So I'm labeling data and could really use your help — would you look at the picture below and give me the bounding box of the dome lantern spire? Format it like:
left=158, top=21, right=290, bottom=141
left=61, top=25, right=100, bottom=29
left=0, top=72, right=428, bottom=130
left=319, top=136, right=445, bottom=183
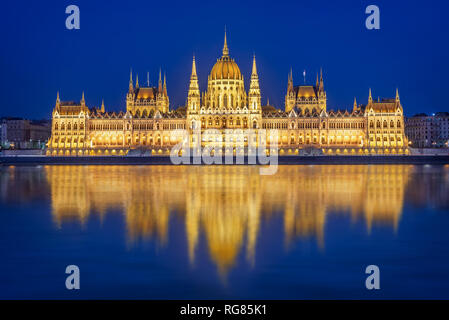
left=223, top=27, right=229, bottom=57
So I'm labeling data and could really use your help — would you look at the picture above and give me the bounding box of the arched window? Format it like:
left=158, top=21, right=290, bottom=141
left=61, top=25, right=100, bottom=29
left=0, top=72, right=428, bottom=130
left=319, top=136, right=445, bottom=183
left=253, top=121, right=257, bottom=129
left=376, top=120, right=381, bottom=128
left=370, top=121, right=374, bottom=128
left=383, top=121, right=388, bottom=128
left=390, top=120, right=394, bottom=128
left=397, top=120, right=401, bottom=128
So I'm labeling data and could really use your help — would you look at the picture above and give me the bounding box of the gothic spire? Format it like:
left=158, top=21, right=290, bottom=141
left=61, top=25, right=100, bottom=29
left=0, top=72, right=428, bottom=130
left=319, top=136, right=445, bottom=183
left=158, top=68, right=162, bottom=92
left=135, top=74, right=139, bottom=88
left=319, top=68, right=324, bottom=91
left=191, top=55, right=197, bottom=77
left=251, top=54, right=258, bottom=76
left=129, top=69, right=133, bottom=92
left=288, top=68, right=293, bottom=92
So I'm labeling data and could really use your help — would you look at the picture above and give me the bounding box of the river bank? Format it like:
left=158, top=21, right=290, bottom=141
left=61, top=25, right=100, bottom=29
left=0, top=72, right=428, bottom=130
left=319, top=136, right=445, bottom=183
left=1, top=155, right=449, bottom=165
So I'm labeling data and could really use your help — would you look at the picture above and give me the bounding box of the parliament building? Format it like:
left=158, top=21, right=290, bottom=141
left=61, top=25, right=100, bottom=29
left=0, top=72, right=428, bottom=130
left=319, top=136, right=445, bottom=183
left=47, top=32, right=408, bottom=156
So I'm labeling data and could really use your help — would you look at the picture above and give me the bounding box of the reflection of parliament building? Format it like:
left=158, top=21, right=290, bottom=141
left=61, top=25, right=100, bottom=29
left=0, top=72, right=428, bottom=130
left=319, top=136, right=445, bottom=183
left=47, top=32, right=408, bottom=156
left=43, top=165, right=411, bottom=275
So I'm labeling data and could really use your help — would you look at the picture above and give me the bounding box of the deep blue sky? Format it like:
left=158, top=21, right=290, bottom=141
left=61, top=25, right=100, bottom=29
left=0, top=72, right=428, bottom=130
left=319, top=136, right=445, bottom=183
left=0, top=0, right=448, bottom=119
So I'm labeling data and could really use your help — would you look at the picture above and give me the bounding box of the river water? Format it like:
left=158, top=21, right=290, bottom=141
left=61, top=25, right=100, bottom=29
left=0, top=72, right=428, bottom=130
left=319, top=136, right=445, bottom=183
left=0, top=165, right=448, bottom=299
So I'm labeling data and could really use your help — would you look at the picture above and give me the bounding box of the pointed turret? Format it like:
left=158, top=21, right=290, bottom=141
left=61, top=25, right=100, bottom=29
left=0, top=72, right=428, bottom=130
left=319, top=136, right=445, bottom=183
left=55, top=91, right=60, bottom=109
left=316, top=73, right=319, bottom=88
left=251, top=54, right=257, bottom=76
left=129, top=69, right=133, bottom=92
left=319, top=68, right=324, bottom=91
left=353, top=97, right=357, bottom=111
left=81, top=91, right=85, bottom=105
left=147, top=72, right=150, bottom=87
left=368, top=88, right=373, bottom=103
left=163, top=72, right=167, bottom=96
left=192, top=55, right=197, bottom=77
left=135, top=74, right=139, bottom=89
left=158, top=68, right=162, bottom=92
left=101, top=99, right=105, bottom=113
left=396, top=88, right=400, bottom=102
left=287, top=68, right=293, bottom=92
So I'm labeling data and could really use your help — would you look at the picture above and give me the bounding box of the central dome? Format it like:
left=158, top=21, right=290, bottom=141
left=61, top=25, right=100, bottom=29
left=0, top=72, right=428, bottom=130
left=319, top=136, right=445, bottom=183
left=210, top=57, right=241, bottom=80
left=209, top=31, right=242, bottom=80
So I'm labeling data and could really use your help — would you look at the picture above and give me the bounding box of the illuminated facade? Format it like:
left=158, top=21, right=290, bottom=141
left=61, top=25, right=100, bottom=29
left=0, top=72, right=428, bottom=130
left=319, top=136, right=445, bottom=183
left=47, top=32, right=408, bottom=156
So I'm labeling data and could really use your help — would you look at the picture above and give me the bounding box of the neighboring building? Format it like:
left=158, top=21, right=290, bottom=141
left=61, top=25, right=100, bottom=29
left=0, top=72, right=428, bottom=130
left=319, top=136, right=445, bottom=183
left=29, top=120, right=52, bottom=143
left=0, top=118, right=51, bottom=149
left=47, top=32, right=408, bottom=156
left=0, top=118, right=7, bottom=147
left=406, top=112, right=449, bottom=148
left=5, top=118, right=28, bottom=145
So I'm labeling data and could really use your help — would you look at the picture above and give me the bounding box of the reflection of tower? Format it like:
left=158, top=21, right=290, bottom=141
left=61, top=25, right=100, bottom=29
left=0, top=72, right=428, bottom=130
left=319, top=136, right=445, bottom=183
left=184, top=167, right=262, bottom=277
left=41, top=165, right=412, bottom=278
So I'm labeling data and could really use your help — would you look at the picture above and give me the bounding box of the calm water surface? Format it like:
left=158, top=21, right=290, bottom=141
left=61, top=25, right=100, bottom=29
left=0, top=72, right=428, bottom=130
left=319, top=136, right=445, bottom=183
left=0, top=165, right=448, bottom=299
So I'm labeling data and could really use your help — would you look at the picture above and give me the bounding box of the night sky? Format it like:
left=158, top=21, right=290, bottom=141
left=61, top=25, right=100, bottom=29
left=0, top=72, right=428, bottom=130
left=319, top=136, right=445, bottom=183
left=0, top=0, right=448, bottom=120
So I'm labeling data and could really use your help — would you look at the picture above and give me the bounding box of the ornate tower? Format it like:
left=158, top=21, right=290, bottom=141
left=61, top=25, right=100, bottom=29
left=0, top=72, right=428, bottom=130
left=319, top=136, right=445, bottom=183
left=187, top=55, right=200, bottom=113
left=285, top=69, right=296, bottom=112
left=317, top=68, right=327, bottom=112
left=248, top=54, right=261, bottom=111
left=156, top=69, right=169, bottom=113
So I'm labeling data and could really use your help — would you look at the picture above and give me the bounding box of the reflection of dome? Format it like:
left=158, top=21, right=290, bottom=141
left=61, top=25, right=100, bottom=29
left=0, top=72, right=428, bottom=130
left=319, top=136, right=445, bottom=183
left=210, top=57, right=241, bottom=80
left=209, top=31, right=242, bottom=80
